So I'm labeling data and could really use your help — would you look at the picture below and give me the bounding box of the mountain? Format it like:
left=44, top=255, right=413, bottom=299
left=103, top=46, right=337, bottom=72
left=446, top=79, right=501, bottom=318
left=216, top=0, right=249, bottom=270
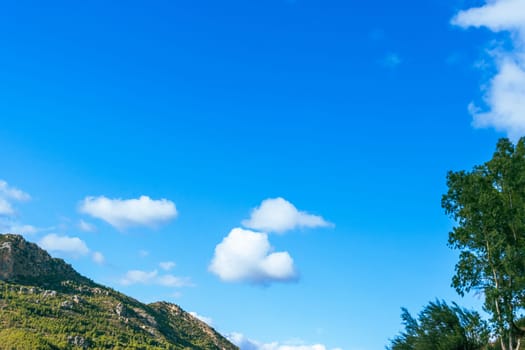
left=0, top=233, right=238, bottom=350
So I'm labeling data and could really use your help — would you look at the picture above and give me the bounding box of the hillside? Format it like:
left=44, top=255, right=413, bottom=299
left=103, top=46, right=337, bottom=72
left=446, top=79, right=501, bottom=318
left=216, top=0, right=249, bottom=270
left=0, top=233, right=238, bottom=350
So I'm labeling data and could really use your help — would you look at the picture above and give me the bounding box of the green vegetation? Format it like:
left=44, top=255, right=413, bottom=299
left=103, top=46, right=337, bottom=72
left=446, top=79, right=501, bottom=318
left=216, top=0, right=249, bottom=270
left=0, top=235, right=237, bottom=350
left=389, top=300, right=490, bottom=350
left=0, top=279, right=236, bottom=349
left=389, top=138, right=525, bottom=350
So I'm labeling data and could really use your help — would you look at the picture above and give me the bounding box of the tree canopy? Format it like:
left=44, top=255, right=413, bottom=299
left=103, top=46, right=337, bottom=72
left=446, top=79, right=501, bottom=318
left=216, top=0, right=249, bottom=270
left=442, top=138, right=525, bottom=350
left=388, top=300, right=490, bottom=350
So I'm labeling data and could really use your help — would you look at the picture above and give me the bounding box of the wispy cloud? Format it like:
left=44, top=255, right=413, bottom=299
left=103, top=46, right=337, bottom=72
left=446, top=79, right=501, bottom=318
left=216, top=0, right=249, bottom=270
left=452, top=0, right=525, bottom=140
left=79, top=195, right=178, bottom=229
left=92, top=251, right=105, bottom=264
left=159, top=261, right=176, bottom=271
left=242, top=197, right=332, bottom=234
left=0, top=180, right=30, bottom=217
left=0, top=180, right=30, bottom=202
left=380, top=52, right=402, bottom=68
left=78, top=219, right=97, bottom=232
left=0, top=223, right=38, bottom=235
left=228, top=333, right=341, bottom=350
left=119, top=269, right=193, bottom=287
left=209, top=228, right=297, bottom=284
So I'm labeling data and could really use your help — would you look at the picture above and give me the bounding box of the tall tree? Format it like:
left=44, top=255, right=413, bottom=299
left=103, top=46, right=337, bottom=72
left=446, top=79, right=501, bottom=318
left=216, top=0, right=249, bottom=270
left=388, top=300, right=490, bottom=350
left=442, top=138, right=525, bottom=350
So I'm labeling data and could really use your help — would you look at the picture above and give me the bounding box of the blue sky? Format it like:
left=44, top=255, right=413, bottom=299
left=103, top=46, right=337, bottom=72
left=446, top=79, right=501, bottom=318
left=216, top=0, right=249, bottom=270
left=1, top=0, right=525, bottom=349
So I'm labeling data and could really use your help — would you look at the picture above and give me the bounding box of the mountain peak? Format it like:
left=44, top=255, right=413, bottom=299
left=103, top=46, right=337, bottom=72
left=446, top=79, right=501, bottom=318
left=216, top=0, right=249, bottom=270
left=0, top=233, right=89, bottom=288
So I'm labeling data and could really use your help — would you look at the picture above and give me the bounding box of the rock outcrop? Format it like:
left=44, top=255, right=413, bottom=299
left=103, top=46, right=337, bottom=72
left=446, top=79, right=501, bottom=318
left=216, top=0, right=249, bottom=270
left=0, top=234, right=89, bottom=287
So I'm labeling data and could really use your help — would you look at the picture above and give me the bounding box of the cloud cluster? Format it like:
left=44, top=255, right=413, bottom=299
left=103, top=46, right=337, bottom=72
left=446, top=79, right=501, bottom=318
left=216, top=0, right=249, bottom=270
left=242, top=198, right=332, bottom=234
left=452, top=0, right=525, bottom=140
left=209, top=228, right=296, bottom=284
left=79, top=195, right=177, bottom=229
left=119, top=269, right=192, bottom=287
left=211, top=198, right=332, bottom=285
left=38, top=233, right=105, bottom=264
left=228, top=333, right=341, bottom=350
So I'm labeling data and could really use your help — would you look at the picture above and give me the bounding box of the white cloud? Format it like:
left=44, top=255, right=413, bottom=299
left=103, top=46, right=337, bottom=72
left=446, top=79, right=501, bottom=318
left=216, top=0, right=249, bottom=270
left=209, top=228, right=297, bottom=284
left=0, top=180, right=30, bottom=202
left=452, top=0, right=525, bottom=32
left=0, top=198, right=14, bottom=216
left=452, top=0, right=525, bottom=140
left=159, top=261, right=176, bottom=271
left=38, top=234, right=90, bottom=257
left=119, top=269, right=192, bottom=287
left=242, top=198, right=332, bottom=234
left=0, top=180, right=30, bottom=217
left=92, top=251, right=105, bottom=264
left=79, top=195, right=178, bottom=229
left=189, top=311, right=213, bottom=326
left=120, top=269, right=157, bottom=285
left=78, top=220, right=96, bottom=232
left=227, top=333, right=340, bottom=350
left=157, top=274, right=193, bottom=287
left=139, top=250, right=150, bottom=258
left=0, top=222, right=39, bottom=235
left=8, top=224, right=38, bottom=235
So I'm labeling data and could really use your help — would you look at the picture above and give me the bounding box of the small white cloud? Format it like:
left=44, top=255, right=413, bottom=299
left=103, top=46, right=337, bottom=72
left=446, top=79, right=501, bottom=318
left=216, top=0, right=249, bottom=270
left=79, top=195, right=178, bottom=229
left=209, top=228, right=297, bottom=284
left=157, top=274, right=193, bottom=287
left=0, top=220, right=42, bottom=236
left=0, top=198, right=14, bottom=216
left=171, top=291, right=183, bottom=299
left=78, top=220, right=97, bottom=232
left=120, top=269, right=157, bottom=285
left=139, top=250, right=150, bottom=258
left=159, top=261, right=176, bottom=271
left=8, top=224, right=38, bottom=235
left=0, top=180, right=30, bottom=217
left=242, top=198, right=332, bottom=234
left=452, top=0, right=525, bottom=140
left=119, top=269, right=192, bottom=287
left=92, top=251, right=105, bottom=264
left=381, top=52, right=402, bottom=68
left=0, top=180, right=31, bottom=202
left=189, top=311, right=213, bottom=326
left=227, top=333, right=339, bottom=350
left=38, top=234, right=90, bottom=257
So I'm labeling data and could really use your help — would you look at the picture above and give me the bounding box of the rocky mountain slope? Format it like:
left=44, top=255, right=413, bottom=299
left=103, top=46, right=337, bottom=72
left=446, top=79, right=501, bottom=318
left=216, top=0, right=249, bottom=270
left=0, top=233, right=238, bottom=349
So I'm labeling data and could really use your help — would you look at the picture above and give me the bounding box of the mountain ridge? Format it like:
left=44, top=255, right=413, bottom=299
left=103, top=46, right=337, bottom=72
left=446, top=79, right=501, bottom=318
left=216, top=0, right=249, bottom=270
left=0, top=233, right=238, bottom=350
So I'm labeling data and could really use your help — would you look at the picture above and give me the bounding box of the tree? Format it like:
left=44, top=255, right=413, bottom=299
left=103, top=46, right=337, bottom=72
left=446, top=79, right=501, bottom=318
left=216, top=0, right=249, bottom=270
left=442, top=138, right=525, bottom=350
left=388, top=300, right=490, bottom=350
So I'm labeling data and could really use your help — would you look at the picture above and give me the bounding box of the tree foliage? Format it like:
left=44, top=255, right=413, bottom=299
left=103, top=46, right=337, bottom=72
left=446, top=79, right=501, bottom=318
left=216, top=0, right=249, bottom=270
left=388, top=300, right=490, bottom=350
left=442, top=138, right=525, bottom=350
